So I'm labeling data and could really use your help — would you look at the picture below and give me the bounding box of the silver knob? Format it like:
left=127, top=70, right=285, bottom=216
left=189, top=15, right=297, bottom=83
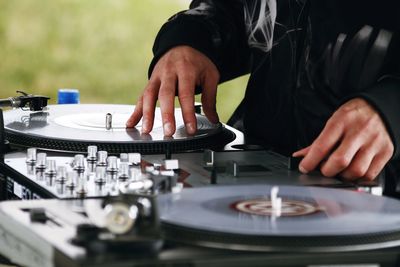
left=107, top=156, right=118, bottom=173
left=26, top=148, right=37, bottom=165
left=66, top=171, right=76, bottom=190
left=122, top=179, right=153, bottom=192
left=164, top=159, right=179, bottom=170
left=118, top=162, right=130, bottom=181
left=145, top=165, right=155, bottom=173
left=97, top=151, right=108, bottom=166
left=75, top=173, right=87, bottom=197
left=45, top=160, right=57, bottom=176
left=87, top=146, right=98, bottom=162
left=56, top=166, right=67, bottom=184
left=120, top=153, right=129, bottom=163
left=130, top=166, right=142, bottom=181
left=73, top=154, right=85, bottom=172
left=95, top=166, right=107, bottom=185
left=36, top=153, right=47, bottom=170
left=128, top=153, right=141, bottom=165
left=106, top=113, right=112, bottom=130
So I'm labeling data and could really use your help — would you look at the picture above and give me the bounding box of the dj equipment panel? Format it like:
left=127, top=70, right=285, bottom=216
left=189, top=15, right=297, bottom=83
left=0, top=102, right=398, bottom=267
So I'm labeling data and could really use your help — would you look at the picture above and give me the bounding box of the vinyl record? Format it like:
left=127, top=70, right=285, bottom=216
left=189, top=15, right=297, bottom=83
left=3, top=104, right=235, bottom=154
left=158, top=185, right=400, bottom=252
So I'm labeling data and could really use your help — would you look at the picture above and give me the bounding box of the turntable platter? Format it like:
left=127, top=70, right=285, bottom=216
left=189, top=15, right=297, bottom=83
left=158, top=185, right=400, bottom=252
left=3, top=104, right=234, bottom=154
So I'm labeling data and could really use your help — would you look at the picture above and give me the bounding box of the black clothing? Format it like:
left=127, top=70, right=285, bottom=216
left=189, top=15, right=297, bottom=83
left=149, top=0, right=400, bottom=158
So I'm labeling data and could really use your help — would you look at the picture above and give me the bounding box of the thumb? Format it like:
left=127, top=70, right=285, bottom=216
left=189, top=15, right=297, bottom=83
left=292, top=145, right=311, bottom=157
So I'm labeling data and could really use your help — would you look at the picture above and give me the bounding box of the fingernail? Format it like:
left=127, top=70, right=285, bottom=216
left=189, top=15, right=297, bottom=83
left=163, top=122, right=173, bottom=136
left=142, top=120, right=149, bottom=133
left=299, top=165, right=309, bottom=174
left=186, top=122, right=196, bottom=134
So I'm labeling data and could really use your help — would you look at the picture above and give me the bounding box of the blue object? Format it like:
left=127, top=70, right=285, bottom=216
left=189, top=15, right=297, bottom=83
left=57, top=89, right=80, bottom=104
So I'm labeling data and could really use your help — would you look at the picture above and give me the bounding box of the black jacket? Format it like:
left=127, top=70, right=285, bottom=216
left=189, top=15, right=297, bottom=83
left=149, top=0, right=400, bottom=158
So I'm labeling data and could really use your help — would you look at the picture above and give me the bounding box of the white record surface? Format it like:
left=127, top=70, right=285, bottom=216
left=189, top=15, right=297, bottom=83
left=4, top=104, right=222, bottom=143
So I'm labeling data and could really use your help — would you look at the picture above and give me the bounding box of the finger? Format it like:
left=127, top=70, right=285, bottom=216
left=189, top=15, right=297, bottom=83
left=141, top=79, right=160, bottom=133
left=201, top=70, right=219, bottom=123
left=299, top=120, right=343, bottom=173
left=338, top=144, right=376, bottom=180
left=178, top=73, right=197, bottom=135
left=364, top=150, right=393, bottom=181
left=158, top=75, right=177, bottom=136
left=126, top=95, right=143, bottom=128
left=292, top=146, right=311, bottom=157
left=319, top=131, right=367, bottom=177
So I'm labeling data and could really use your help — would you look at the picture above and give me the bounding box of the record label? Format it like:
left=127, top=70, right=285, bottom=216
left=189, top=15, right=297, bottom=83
left=232, top=198, right=323, bottom=217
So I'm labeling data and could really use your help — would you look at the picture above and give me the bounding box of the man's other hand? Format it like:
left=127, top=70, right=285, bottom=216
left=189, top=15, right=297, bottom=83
left=293, top=98, right=394, bottom=181
left=126, top=45, right=220, bottom=136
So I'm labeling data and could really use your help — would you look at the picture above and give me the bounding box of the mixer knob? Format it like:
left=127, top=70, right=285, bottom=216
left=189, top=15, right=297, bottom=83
left=107, top=156, right=118, bottom=173
left=45, top=160, right=57, bottom=176
left=97, top=151, right=108, bottom=166
left=87, top=145, right=98, bottom=162
left=128, top=153, right=141, bottom=165
left=145, top=165, right=155, bottom=173
left=66, top=171, right=77, bottom=190
left=119, top=179, right=153, bottom=193
left=36, top=153, right=47, bottom=171
left=75, top=173, right=87, bottom=198
left=130, top=166, right=142, bottom=181
left=26, top=148, right=37, bottom=165
left=73, top=154, right=85, bottom=172
left=119, top=153, right=129, bottom=163
left=164, top=159, right=179, bottom=170
left=56, top=166, right=67, bottom=184
left=95, top=166, right=107, bottom=185
left=118, top=162, right=130, bottom=181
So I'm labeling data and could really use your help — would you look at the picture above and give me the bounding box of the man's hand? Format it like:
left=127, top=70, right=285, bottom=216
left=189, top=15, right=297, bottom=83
left=293, top=98, right=394, bottom=181
left=126, top=45, right=220, bottom=136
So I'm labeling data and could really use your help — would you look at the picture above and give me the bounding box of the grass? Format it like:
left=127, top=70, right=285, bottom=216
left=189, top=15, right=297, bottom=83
left=0, top=0, right=248, bottom=122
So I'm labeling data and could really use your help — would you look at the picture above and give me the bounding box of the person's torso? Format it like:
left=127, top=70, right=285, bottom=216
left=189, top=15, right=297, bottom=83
left=242, top=0, right=399, bottom=154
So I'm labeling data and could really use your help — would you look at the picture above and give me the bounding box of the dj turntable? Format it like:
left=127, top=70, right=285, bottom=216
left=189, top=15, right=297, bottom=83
left=0, top=94, right=399, bottom=267
left=1, top=186, right=400, bottom=267
left=2, top=104, right=237, bottom=154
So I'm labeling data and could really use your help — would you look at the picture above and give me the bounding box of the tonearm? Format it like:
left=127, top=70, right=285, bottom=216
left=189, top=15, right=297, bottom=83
left=0, top=91, right=50, bottom=155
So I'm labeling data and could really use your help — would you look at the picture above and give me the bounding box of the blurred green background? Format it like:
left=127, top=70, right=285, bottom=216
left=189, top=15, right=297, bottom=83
left=0, top=0, right=248, bottom=122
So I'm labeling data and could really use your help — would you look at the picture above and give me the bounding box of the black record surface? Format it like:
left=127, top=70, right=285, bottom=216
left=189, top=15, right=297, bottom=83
left=4, top=104, right=233, bottom=154
left=158, top=185, right=400, bottom=252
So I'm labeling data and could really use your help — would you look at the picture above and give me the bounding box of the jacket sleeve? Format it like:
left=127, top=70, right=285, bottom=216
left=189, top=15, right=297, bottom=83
left=350, top=33, right=400, bottom=159
left=148, top=0, right=251, bottom=83
left=355, top=77, right=400, bottom=159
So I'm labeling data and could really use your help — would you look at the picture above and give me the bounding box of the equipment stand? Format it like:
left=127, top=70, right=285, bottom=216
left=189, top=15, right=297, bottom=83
left=0, top=109, right=5, bottom=156
left=0, top=109, right=9, bottom=156
left=0, top=109, right=9, bottom=200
